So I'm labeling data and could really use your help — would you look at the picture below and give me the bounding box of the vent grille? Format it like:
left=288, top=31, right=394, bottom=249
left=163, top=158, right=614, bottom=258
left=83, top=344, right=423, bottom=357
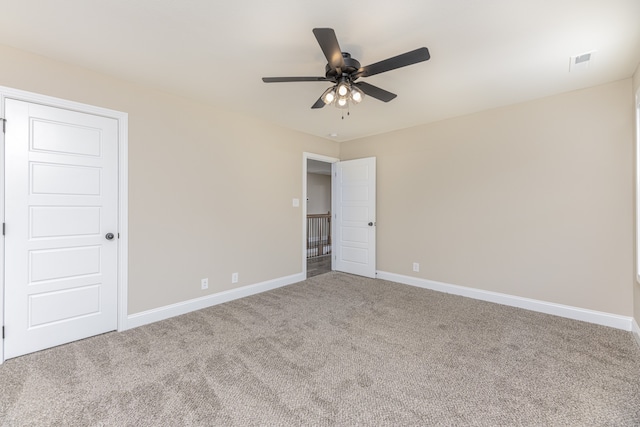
left=569, top=51, right=595, bottom=72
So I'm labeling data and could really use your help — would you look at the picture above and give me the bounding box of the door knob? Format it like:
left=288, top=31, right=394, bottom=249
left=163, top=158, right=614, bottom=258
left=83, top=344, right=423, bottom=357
left=105, top=233, right=115, bottom=240
left=368, top=222, right=374, bottom=226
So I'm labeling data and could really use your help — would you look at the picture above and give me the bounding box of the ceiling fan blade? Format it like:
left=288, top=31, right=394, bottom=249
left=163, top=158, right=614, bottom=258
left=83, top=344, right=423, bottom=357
left=312, top=28, right=345, bottom=71
left=311, top=97, right=326, bottom=109
left=262, top=77, right=329, bottom=83
left=356, top=47, right=430, bottom=78
left=353, top=82, right=397, bottom=102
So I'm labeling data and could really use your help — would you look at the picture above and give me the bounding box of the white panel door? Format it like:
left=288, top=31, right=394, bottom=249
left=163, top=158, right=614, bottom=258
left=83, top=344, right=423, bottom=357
left=334, top=157, right=376, bottom=278
left=4, top=99, right=118, bottom=359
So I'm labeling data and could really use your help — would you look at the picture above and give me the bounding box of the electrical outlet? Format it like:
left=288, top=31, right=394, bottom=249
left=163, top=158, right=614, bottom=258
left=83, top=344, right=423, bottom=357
left=201, top=278, right=208, bottom=290
left=232, top=272, right=238, bottom=283
left=412, top=262, right=420, bottom=272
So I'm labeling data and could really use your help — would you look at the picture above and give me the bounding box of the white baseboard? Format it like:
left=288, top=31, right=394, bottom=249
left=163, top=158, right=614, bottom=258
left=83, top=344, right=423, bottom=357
left=633, top=319, right=640, bottom=347
left=122, top=269, right=637, bottom=338
left=376, top=271, right=633, bottom=331
left=124, top=272, right=305, bottom=330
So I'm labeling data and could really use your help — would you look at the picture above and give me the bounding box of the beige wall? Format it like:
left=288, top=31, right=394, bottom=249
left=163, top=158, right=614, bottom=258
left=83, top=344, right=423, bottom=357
left=307, top=173, right=331, bottom=214
left=0, top=44, right=339, bottom=314
left=0, top=42, right=637, bottom=322
left=342, top=80, right=635, bottom=316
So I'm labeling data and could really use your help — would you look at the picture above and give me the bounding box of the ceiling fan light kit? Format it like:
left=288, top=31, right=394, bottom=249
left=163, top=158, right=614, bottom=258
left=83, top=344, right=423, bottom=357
left=321, top=87, right=336, bottom=104
left=262, top=28, right=431, bottom=112
left=321, top=78, right=365, bottom=109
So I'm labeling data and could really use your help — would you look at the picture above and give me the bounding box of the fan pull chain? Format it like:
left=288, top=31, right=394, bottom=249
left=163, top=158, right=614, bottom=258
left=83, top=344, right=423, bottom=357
left=341, top=105, right=351, bottom=120
left=348, top=104, right=350, bottom=117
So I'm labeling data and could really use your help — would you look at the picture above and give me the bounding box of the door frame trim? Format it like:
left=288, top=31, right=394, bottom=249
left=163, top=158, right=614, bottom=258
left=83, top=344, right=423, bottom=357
left=0, top=86, right=129, bottom=363
left=302, top=152, right=339, bottom=276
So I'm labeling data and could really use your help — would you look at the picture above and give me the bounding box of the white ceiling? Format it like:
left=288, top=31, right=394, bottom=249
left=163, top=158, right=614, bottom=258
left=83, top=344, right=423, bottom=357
left=0, top=1, right=639, bottom=142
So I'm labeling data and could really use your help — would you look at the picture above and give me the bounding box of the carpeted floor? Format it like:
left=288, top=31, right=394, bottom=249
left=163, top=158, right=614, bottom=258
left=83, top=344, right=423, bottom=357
left=1, top=272, right=639, bottom=426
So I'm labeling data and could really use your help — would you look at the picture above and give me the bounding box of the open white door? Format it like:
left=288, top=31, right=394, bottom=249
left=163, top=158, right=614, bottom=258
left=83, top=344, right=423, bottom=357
left=334, top=157, right=376, bottom=278
left=4, top=99, right=119, bottom=359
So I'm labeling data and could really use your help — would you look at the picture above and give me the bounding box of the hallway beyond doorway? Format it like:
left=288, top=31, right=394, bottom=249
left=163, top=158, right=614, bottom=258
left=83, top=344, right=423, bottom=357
left=307, top=255, right=331, bottom=278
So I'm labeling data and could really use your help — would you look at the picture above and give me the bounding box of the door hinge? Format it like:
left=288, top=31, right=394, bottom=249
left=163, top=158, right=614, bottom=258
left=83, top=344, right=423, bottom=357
left=118, top=233, right=120, bottom=239
left=1, top=118, right=5, bottom=133
left=2, top=326, right=4, bottom=339
left=2, top=223, right=4, bottom=236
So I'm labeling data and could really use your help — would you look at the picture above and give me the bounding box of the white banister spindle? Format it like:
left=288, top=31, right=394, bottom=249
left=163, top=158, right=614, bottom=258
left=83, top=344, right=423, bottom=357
left=307, top=213, right=331, bottom=259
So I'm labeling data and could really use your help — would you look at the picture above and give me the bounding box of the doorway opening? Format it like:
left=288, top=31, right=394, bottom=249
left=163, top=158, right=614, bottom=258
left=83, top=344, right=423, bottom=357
left=303, top=153, right=338, bottom=278
left=302, top=154, right=377, bottom=279
left=307, top=159, right=332, bottom=277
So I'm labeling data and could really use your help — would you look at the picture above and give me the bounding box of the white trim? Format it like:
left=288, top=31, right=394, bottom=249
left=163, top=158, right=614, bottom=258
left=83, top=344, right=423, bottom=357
left=633, top=319, right=640, bottom=348
left=117, top=114, right=129, bottom=332
left=0, top=96, right=5, bottom=364
left=125, top=272, right=305, bottom=330
left=635, top=86, right=640, bottom=284
left=0, top=86, right=128, bottom=363
left=302, top=153, right=339, bottom=276
left=377, top=271, right=634, bottom=331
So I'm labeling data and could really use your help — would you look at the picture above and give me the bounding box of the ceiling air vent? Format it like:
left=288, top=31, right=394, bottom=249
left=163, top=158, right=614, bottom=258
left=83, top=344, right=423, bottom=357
left=569, top=51, right=595, bottom=72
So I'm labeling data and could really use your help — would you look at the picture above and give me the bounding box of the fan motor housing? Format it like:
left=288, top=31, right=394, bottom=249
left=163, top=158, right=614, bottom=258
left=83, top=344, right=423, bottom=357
left=325, top=52, right=361, bottom=80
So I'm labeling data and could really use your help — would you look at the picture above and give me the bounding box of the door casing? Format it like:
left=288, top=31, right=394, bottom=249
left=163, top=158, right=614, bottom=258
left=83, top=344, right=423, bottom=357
left=303, top=153, right=339, bottom=276
left=0, top=86, right=129, bottom=364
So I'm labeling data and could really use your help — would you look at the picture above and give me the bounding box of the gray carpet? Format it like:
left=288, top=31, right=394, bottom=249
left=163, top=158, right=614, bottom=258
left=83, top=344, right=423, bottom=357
left=1, top=272, right=639, bottom=426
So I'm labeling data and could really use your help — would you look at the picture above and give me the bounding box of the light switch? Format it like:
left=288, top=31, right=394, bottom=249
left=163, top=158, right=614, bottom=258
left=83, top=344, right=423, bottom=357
left=292, top=198, right=300, bottom=207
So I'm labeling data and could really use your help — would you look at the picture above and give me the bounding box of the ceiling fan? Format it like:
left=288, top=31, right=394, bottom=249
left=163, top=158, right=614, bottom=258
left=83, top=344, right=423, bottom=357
left=262, top=28, right=431, bottom=110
